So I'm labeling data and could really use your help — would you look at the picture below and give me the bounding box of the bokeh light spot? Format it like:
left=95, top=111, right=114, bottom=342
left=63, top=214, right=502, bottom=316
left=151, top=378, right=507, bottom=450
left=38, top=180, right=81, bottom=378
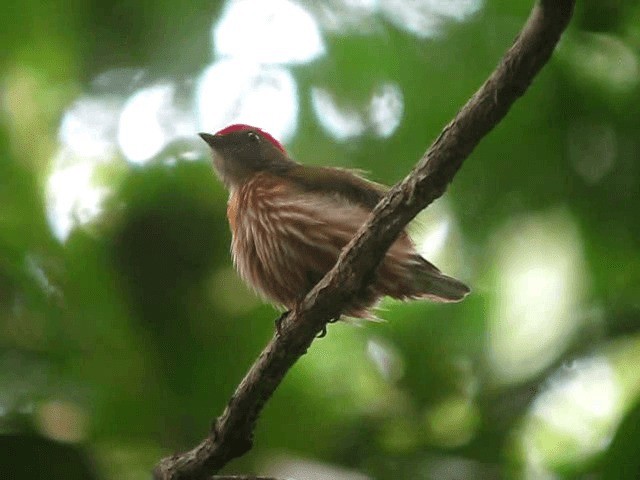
left=196, top=59, right=298, bottom=143
left=487, top=211, right=587, bottom=385
left=410, top=199, right=466, bottom=276
left=567, top=118, right=617, bottom=184
left=379, top=0, right=483, bottom=38
left=424, top=396, right=480, bottom=448
left=562, top=32, right=640, bottom=96
left=46, top=149, right=112, bottom=242
left=312, top=83, right=404, bottom=141
left=367, top=337, right=404, bottom=382
left=369, top=83, right=404, bottom=138
left=308, top=0, right=380, bottom=34
left=264, top=455, right=371, bottom=480
left=311, top=87, right=366, bottom=140
left=37, top=400, right=88, bottom=443
left=118, top=83, right=196, bottom=165
left=214, top=0, right=325, bottom=64
left=515, top=342, right=640, bottom=474
left=59, top=96, right=122, bottom=160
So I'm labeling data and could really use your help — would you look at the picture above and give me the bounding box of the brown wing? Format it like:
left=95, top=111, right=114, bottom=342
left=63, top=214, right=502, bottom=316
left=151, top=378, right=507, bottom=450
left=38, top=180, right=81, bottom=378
left=283, top=165, right=388, bottom=210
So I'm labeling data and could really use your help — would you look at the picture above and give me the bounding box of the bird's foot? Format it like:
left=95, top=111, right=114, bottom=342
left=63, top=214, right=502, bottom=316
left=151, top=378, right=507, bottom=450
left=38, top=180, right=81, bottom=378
left=316, top=316, right=340, bottom=338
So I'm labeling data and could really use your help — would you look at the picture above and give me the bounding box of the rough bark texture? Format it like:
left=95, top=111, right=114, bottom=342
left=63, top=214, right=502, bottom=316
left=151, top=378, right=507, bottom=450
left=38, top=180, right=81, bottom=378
left=153, top=1, right=576, bottom=478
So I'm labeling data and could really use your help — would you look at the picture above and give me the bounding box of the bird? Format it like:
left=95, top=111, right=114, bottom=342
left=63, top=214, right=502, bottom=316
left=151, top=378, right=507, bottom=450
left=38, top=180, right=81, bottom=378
left=199, top=124, right=469, bottom=321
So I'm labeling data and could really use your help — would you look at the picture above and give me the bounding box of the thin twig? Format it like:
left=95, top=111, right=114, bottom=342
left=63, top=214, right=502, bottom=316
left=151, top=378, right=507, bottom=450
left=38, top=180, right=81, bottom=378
left=153, top=1, right=575, bottom=478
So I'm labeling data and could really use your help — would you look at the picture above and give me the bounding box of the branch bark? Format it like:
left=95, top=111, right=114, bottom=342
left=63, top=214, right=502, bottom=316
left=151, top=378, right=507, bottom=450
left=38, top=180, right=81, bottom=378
left=154, top=1, right=575, bottom=478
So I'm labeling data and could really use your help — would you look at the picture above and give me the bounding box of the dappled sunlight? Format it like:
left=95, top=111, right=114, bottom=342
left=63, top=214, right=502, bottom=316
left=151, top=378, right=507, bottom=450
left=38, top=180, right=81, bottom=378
left=308, top=0, right=379, bottom=34
left=412, top=204, right=451, bottom=259
left=307, top=0, right=483, bottom=37
left=366, top=337, right=404, bottom=383
left=517, top=337, right=640, bottom=473
left=311, top=87, right=366, bottom=140
left=416, top=218, right=450, bottom=260
left=46, top=0, right=451, bottom=242
left=533, top=358, right=619, bottom=455
left=264, top=455, right=371, bottom=480
left=46, top=149, right=113, bottom=242
left=200, top=0, right=325, bottom=140
left=368, top=83, right=404, bottom=138
left=560, top=32, right=639, bottom=96
left=410, top=199, right=467, bottom=277
left=567, top=118, right=617, bottom=184
left=118, top=83, right=196, bottom=164
left=311, top=82, right=403, bottom=141
left=50, top=56, right=299, bottom=241
left=58, top=96, right=122, bottom=161
left=48, top=94, right=125, bottom=241
left=487, top=211, right=587, bottom=385
left=36, top=400, right=88, bottom=443
left=379, top=0, right=483, bottom=38
left=214, top=0, right=325, bottom=64
left=424, top=395, right=480, bottom=448
left=196, top=59, right=298, bottom=142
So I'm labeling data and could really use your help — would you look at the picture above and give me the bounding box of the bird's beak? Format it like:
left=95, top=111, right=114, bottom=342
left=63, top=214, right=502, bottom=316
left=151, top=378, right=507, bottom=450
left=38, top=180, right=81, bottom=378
left=198, top=132, right=219, bottom=149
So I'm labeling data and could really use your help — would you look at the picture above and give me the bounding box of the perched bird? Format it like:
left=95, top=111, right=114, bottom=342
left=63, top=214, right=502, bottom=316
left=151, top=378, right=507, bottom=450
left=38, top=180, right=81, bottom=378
left=199, top=124, right=469, bottom=320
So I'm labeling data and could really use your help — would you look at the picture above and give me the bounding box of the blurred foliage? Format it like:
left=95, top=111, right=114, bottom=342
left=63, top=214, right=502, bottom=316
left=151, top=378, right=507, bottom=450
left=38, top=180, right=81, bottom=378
left=1, top=0, right=640, bottom=479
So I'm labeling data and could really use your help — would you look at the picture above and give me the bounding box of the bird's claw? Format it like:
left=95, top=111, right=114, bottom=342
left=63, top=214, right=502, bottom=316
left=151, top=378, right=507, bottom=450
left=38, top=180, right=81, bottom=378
left=316, top=316, right=340, bottom=338
left=277, top=311, right=340, bottom=338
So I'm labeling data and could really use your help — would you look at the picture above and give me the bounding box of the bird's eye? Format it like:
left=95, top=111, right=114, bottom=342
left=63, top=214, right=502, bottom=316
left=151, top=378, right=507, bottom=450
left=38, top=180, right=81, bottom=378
left=247, top=131, right=260, bottom=142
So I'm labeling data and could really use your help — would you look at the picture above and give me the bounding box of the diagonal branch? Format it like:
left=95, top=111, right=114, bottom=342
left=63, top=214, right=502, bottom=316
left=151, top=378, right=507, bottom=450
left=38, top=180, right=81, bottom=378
left=153, top=1, right=576, bottom=479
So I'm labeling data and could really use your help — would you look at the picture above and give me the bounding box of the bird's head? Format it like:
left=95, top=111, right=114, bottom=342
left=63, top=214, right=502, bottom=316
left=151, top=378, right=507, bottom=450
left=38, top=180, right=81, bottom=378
left=199, top=124, right=294, bottom=189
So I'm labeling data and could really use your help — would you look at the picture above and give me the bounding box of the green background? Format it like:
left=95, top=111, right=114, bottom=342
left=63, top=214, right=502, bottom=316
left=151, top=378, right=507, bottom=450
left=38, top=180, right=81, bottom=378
left=1, top=0, right=639, bottom=478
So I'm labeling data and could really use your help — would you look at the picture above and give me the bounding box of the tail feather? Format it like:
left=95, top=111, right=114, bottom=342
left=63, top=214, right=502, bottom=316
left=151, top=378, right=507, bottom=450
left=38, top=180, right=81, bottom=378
left=378, top=250, right=470, bottom=304
left=415, top=268, right=470, bottom=302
